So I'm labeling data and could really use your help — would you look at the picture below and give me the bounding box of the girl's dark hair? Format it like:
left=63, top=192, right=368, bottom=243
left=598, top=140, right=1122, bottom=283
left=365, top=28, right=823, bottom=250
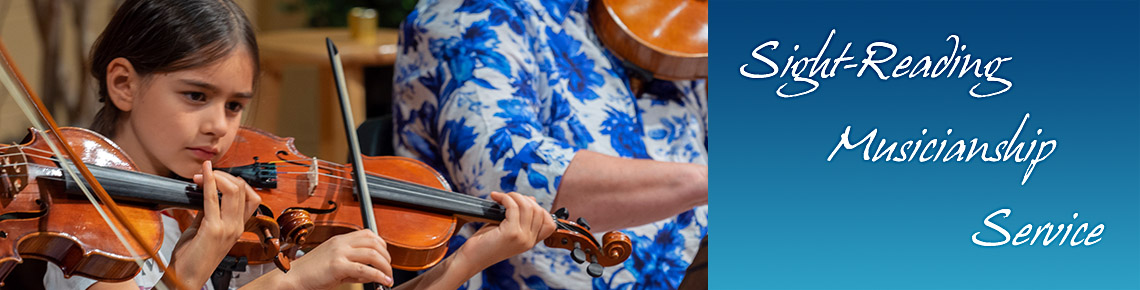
left=90, top=0, right=259, bottom=136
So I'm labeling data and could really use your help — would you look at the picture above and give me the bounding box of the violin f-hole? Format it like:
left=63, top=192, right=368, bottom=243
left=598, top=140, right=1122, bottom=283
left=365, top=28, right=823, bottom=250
left=0, top=198, right=48, bottom=221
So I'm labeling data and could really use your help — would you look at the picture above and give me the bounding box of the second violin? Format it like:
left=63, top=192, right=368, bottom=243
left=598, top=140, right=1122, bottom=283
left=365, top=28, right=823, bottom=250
left=215, top=127, right=631, bottom=277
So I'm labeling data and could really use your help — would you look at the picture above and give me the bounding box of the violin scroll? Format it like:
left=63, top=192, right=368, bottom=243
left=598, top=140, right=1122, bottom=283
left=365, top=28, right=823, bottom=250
left=601, top=231, right=632, bottom=266
left=544, top=208, right=632, bottom=277
left=276, top=208, right=315, bottom=257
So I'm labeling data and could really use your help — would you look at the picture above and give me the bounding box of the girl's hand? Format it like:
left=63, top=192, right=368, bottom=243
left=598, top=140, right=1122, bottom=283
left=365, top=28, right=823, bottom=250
left=387, top=192, right=557, bottom=290
left=291, top=192, right=556, bottom=290
left=279, top=229, right=395, bottom=289
left=457, top=192, right=556, bottom=269
left=169, top=160, right=262, bottom=289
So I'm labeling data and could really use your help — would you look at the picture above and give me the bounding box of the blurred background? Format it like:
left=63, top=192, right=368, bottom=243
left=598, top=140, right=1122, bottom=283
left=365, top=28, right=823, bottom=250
left=0, top=0, right=415, bottom=158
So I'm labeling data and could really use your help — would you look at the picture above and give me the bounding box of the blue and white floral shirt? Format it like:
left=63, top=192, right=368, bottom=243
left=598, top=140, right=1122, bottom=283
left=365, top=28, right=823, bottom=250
left=393, top=0, right=708, bottom=289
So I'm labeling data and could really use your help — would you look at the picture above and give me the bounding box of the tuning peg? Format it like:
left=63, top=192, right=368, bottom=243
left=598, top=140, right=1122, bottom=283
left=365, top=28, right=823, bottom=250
left=554, top=207, right=570, bottom=220
left=587, top=263, right=603, bottom=277
left=587, top=255, right=603, bottom=277
left=576, top=217, right=591, bottom=231
left=571, top=242, right=587, bottom=263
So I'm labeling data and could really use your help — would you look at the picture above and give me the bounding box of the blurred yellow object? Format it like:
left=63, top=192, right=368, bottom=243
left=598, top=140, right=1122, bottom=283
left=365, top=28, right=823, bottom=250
left=348, top=7, right=378, bottom=44
left=334, top=283, right=364, bottom=290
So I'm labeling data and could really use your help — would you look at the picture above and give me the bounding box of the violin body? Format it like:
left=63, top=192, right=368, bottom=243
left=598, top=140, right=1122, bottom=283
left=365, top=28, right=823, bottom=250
left=218, top=127, right=457, bottom=270
left=0, top=127, right=163, bottom=282
left=591, top=0, right=708, bottom=80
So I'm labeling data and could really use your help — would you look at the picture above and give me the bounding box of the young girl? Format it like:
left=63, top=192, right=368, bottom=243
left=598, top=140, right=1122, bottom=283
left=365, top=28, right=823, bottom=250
left=41, top=0, right=556, bottom=289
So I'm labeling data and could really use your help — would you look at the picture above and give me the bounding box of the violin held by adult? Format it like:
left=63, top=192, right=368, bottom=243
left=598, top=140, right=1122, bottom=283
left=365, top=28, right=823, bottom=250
left=590, top=0, right=708, bottom=81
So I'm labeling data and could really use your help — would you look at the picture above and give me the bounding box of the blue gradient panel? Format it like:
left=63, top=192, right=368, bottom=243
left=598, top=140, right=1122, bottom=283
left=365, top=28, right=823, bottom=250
left=714, top=1, right=1140, bottom=289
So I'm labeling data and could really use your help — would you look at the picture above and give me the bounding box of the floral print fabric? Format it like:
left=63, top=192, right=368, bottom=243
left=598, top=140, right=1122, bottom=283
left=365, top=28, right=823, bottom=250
left=393, top=0, right=708, bottom=288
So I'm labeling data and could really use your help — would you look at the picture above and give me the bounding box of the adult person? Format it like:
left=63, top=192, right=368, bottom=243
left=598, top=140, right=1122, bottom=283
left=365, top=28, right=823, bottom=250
left=393, top=0, right=708, bottom=288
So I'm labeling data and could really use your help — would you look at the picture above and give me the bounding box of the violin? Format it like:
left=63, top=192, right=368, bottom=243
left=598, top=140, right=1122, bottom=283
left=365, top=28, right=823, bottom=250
left=590, top=0, right=708, bottom=81
left=0, top=126, right=632, bottom=283
left=0, top=127, right=297, bottom=283
left=215, top=126, right=631, bottom=276
left=0, top=127, right=166, bottom=283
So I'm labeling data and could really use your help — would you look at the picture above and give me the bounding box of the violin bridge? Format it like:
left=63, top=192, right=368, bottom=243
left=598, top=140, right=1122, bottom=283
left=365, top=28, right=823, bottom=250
left=307, top=156, right=318, bottom=196
left=0, top=145, right=28, bottom=198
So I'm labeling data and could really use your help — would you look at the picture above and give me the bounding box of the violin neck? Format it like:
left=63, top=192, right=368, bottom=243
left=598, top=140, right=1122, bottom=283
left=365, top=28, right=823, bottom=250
left=364, top=175, right=506, bottom=223
left=54, top=161, right=510, bottom=222
left=56, top=162, right=204, bottom=210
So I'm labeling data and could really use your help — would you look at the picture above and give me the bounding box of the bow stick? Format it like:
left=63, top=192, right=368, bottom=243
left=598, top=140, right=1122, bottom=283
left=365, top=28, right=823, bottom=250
left=327, top=38, right=389, bottom=290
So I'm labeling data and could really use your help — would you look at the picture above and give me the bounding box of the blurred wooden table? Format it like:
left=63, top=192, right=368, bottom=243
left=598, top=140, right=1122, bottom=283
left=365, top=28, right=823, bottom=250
left=254, top=28, right=399, bottom=162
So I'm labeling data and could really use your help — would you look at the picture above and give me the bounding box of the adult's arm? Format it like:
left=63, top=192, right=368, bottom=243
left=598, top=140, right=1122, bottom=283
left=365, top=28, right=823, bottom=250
left=554, top=150, right=707, bottom=232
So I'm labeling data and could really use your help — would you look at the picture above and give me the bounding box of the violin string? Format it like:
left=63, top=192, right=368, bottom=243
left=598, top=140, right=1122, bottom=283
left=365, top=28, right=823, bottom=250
left=268, top=159, right=352, bottom=174
left=0, top=149, right=361, bottom=187
left=275, top=171, right=347, bottom=180
left=16, top=145, right=360, bottom=179
left=269, top=161, right=350, bottom=174
left=12, top=146, right=352, bottom=173
left=2, top=149, right=54, bottom=160
left=8, top=145, right=61, bottom=157
left=0, top=161, right=36, bottom=168
left=0, top=152, right=359, bottom=197
left=272, top=172, right=491, bottom=207
left=7, top=148, right=448, bottom=197
left=0, top=154, right=495, bottom=209
left=1, top=151, right=64, bottom=164
left=6, top=147, right=356, bottom=178
left=271, top=169, right=495, bottom=210
left=264, top=160, right=488, bottom=203
left=0, top=153, right=371, bottom=208
left=0, top=154, right=449, bottom=205
left=2, top=148, right=80, bottom=168
left=1, top=151, right=79, bottom=169
left=5, top=146, right=498, bottom=213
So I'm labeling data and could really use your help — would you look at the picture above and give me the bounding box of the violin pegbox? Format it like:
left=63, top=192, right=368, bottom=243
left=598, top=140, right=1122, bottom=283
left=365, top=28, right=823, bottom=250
left=544, top=208, right=632, bottom=278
